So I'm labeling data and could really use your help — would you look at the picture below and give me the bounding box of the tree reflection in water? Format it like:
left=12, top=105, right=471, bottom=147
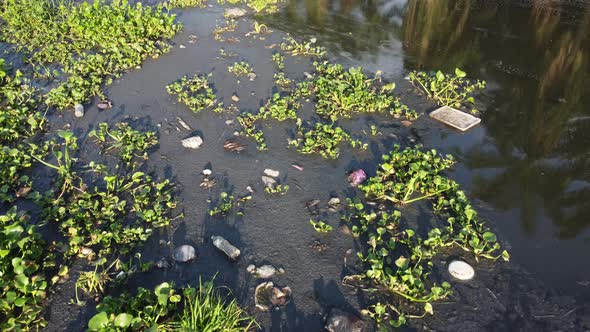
left=264, top=0, right=590, bottom=241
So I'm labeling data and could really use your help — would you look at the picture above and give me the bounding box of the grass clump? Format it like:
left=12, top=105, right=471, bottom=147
left=343, top=146, right=509, bottom=327
left=87, top=280, right=257, bottom=331
left=90, top=122, right=158, bottom=168
left=0, top=0, right=181, bottom=109
left=407, top=68, right=486, bottom=112
left=174, top=279, right=257, bottom=331
left=313, top=62, right=416, bottom=121
left=167, top=74, right=217, bottom=113
left=290, top=122, right=367, bottom=159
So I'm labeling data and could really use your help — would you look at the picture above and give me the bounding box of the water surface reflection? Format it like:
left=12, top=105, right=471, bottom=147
left=264, top=0, right=590, bottom=292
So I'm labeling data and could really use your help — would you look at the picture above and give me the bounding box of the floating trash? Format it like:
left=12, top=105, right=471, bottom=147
left=247, top=264, right=285, bottom=279
left=255, top=282, right=291, bottom=311
left=74, top=103, right=84, bottom=118
left=224, top=7, right=246, bottom=18
left=430, top=106, right=481, bottom=132
left=211, top=235, right=240, bottom=261
left=97, top=100, right=112, bottom=110
left=177, top=117, right=192, bottom=130
left=200, top=178, right=217, bottom=189
left=263, top=168, right=279, bottom=178
left=173, top=245, right=196, bottom=262
left=291, top=163, right=304, bottom=171
left=448, top=260, right=475, bottom=280
left=155, top=258, right=169, bottom=269
left=181, top=136, right=203, bottom=149
left=224, top=139, right=246, bottom=152
left=347, top=169, right=367, bottom=187
left=325, top=309, right=365, bottom=332
left=261, top=176, right=277, bottom=189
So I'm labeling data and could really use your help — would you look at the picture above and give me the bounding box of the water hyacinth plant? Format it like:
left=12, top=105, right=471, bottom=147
left=87, top=280, right=257, bottom=331
left=289, top=122, right=367, bottom=159
left=280, top=37, right=327, bottom=57
left=0, top=0, right=181, bottom=109
left=312, top=62, right=417, bottom=121
left=407, top=68, right=486, bottom=112
left=0, top=67, right=48, bottom=202
left=90, top=122, right=158, bottom=167
left=343, top=146, right=508, bottom=327
left=0, top=207, right=51, bottom=331
left=167, top=74, right=217, bottom=113
left=228, top=61, right=254, bottom=78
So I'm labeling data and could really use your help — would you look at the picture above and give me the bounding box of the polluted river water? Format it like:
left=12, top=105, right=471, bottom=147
left=0, top=0, right=589, bottom=331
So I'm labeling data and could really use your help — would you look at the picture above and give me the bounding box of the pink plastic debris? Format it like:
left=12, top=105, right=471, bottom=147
left=291, top=164, right=304, bottom=171
left=347, top=169, right=367, bottom=187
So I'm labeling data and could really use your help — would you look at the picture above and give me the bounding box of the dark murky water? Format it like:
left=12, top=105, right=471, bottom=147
left=263, top=0, right=590, bottom=294
left=23, top=1, right=590, bottom=331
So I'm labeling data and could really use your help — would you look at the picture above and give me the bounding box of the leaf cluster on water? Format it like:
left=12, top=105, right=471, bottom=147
left=0, top=0, right=181, bottom=109
left=313, top=62, right=417, bottom=121
left=290, top=122, right=367, bottom=159
left=407, top=68, right=486, bottom=112
left=166, top=74, right=218, bottom=113
left=342, top=146, right=508, bottom=327
left=90, top=122, right=158, bottom=168
left=88, top=279, right=257, bottom=331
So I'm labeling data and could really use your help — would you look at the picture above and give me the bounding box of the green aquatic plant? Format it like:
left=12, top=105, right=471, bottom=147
left=271, top=52, right=285, bottom=70
left=208, top=192, right=235, bottom=216
left=360, top=146, right=508, bottom=260
left=219, top=0, right=282, bottom=13
left=87, top=282, right=181, bottom=331
left=0, top=0, right=181, bottom=109
left=309, top=219, right=332, bottom=233
left=90, top=123, right=158, bottom=167
left=0, top=68, right=48, bottom=201
left=407, top=68, right=486, bottom=112
left=280, top=37, right=327, bottom=57
left=342, top=204, right=453, bottom=327
left=88, top=280, right=257, bottom=331
left=228, top=61, right=254, bottom=78
left=265, top=184, right=289, bottom=195
left=258, top=93, right=299, bottom=121
left=212, top=19, right=237, bottom=41
left=0, top=207, right=52, bottom=331
left=167, top=74, right=217, bottom=113
left=208, top=192, right=251, bottom=217
left=313, top=62, right=416, bottom=121
left=290, top=122, right=367, bottom=159
left=273, top=72, right=292, bottom=88
left=237, top=112, right=267, bottom=151
left=42, top=164, right=178, bottom=258
left=32, top=131, right=81, bottom=201
left=342, top=146, right=508, bottom=328
left=173, top=279, right=258, bottom=331
left=164, top=0, right=207, bottom=8
left=73, top=259, right=118, bottom=305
